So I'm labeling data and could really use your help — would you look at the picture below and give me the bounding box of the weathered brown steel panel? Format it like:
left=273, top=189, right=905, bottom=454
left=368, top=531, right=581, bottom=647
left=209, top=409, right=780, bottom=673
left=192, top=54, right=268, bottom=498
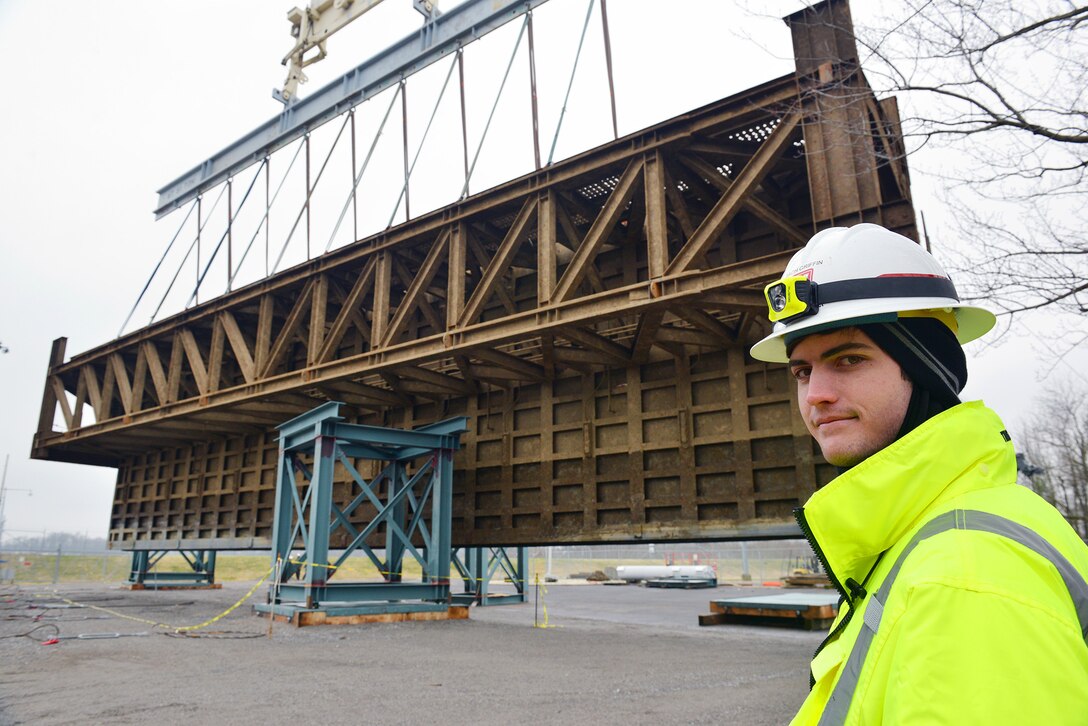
left=107, top=348, right=837, bottom=548
left=786, top=0, right=918, bottom=237
left=37, top=338, right=67, bottom=435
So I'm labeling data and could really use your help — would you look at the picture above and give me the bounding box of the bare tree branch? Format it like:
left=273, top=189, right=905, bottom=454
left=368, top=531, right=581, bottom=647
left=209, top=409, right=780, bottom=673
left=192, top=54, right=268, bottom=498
left=976, top=6, right=1088, bottom=54
left=850, top=0, right=1087, bottom=349
left=1022, top=384, right=1088, bottom=541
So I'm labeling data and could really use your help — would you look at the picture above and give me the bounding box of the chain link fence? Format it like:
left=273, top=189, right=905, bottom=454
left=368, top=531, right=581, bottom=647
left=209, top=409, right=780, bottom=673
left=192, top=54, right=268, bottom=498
left=527, top=540, right=820, bottom=583
left=0, top=546, right=130, bottom=585
left=1, top=540, right=822, bottom=585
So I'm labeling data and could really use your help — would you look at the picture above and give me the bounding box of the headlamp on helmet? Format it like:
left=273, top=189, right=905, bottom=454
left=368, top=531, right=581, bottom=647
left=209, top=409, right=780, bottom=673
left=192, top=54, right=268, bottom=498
left=764, top=275, right=817, bottom=323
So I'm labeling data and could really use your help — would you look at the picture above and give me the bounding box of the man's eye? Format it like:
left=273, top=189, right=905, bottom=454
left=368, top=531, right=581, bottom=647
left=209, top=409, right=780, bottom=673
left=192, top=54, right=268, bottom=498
left=839, top=355, right=863, bottom=367
left=791, top=367, right=811, bottom=381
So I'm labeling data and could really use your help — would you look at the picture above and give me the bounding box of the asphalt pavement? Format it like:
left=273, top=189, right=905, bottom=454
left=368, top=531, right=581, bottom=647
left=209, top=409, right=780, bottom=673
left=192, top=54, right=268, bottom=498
left=0, top=580, right=823, bottom=725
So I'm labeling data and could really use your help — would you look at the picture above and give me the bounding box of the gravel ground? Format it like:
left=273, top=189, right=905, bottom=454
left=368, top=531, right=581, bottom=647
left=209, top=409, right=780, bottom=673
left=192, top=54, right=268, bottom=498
left=0, top=580, right=822, bottom=725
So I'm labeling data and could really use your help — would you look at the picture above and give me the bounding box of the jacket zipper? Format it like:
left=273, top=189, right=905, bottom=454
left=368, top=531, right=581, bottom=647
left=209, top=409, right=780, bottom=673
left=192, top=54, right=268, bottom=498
left=795, top=506, right=857, bottom=689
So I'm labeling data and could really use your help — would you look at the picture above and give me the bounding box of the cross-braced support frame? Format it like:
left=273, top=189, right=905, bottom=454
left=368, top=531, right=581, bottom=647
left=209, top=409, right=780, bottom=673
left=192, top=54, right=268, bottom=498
left=127, top=549, right=220, bottom=590
left=451, top=546, right=528, bottom=606
left=256, top=401, right=467, bottom=623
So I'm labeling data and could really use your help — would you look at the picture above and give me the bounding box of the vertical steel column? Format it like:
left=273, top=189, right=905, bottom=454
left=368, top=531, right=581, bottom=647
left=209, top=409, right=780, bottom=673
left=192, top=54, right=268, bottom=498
left=512, top=546, right=527, bottom=603
left=35, top=338, right=66, bottom=444
left=203, top=551, right=217, bottom=582
left=433, top=448, right=454, bottom=589
left=304, top=429, right=337, bottom=605
left=128, top=550, right=149, bottom=585
left=269, top=439, right=296, bottom=579
left=472, top=548, right=485, bottom=597
left=385, top=460, right=407, bottom=583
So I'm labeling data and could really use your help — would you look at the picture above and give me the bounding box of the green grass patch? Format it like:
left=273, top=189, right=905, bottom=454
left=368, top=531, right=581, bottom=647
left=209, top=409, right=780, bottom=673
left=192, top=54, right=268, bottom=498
left=1, top=551, right=802, bottom=586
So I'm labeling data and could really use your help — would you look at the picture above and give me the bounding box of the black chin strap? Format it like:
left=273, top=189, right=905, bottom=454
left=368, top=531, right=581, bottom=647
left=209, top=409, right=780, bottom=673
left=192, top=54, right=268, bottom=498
left=899, top=382, right=959, bottom=445
left=896, top=384, right=934, bottom=440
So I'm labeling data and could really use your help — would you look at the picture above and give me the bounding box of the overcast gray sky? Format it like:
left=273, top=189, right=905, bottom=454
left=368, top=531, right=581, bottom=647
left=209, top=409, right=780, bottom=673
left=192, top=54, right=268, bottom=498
left=0, top=0, right=1082, bottom=541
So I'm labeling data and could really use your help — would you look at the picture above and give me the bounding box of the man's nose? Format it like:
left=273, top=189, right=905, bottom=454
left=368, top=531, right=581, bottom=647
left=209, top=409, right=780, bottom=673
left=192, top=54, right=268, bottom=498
left=804, top=368, right=837, bottom=406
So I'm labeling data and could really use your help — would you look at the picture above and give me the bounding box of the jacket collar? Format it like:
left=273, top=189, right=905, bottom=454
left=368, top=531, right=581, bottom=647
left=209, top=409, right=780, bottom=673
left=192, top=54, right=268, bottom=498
left=800, top=401, right=1015, bottom=589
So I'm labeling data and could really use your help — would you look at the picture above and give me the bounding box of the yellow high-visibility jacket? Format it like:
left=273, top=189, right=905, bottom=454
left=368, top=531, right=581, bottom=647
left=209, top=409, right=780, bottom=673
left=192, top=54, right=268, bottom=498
left=791, top=401, right=1088, bottom=725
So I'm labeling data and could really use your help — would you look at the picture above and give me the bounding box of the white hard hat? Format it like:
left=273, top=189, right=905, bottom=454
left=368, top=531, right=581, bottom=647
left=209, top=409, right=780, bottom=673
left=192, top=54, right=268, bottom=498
left=749, top=223, right=996, bottom=363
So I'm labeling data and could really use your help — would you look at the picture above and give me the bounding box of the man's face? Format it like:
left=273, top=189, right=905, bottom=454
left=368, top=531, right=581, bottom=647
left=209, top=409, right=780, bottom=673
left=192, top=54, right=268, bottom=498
left=788, top=327, right=912, bottom=468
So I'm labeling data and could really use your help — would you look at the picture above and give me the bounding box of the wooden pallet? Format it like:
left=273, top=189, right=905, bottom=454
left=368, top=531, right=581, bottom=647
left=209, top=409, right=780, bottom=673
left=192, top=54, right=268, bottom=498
left=783, top=573, right=832, bottom=588
left=263, top=605, right=471, bottom=627
left=699, top=593, right=839, bottom=630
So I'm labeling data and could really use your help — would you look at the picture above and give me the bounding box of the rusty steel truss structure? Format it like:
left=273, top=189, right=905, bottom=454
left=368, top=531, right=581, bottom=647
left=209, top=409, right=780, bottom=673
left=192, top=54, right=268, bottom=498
left=33, top=1, right=918, bottom=550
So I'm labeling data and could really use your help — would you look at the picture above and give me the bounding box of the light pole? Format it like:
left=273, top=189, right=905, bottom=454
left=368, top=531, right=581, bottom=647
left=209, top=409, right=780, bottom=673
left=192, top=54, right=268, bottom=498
left=0, top=454, right=33, bottom=553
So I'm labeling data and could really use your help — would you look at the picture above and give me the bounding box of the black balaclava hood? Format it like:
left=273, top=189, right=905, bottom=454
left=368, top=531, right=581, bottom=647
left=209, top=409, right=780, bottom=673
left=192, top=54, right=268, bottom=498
left=857, top=317, right=968, bottom=440
left=784, top=316, right=969, bottom=472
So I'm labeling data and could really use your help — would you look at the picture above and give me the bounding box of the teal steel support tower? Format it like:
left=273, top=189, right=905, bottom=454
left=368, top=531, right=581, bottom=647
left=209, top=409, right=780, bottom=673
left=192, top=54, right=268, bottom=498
left=256, top=401, right=467, bottom=622
left=127, top=549, right=218, bottom=589
left=452, top=547, right=529, bottom=606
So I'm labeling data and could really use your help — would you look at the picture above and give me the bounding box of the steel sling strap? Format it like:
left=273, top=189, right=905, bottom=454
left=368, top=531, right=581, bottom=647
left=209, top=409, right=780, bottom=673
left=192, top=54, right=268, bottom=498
left=818, top=509, right=1088, bottom=725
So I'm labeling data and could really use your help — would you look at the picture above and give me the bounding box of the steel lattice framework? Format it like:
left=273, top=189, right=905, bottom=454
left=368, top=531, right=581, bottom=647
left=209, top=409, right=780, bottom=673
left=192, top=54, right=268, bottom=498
left=259, top=402, right=466, bottom=620
left=33, top=0, right=917, bottom=551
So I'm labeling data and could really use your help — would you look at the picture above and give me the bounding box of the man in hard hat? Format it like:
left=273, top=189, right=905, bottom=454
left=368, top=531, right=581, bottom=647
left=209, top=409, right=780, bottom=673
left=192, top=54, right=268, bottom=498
left=749, top=223, right=1088, bottom=724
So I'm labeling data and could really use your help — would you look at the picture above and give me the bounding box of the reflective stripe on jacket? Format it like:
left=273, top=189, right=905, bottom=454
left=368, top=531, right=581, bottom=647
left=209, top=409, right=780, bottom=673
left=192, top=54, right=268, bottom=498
left=791, top=401, right=1088, bottom=725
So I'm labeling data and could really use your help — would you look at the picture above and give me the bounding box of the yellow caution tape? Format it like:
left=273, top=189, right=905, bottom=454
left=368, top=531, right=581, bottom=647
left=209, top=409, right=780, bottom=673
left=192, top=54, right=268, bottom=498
left=41, top=555, right=530, bottom=633
left=287, top=558, right=338, bottom=571
left=533, top=572, right=558, bottom=629
left=173, top=568, right=273, bottom=632
left=50, top=596, right=168, bottom=629
left=48, top=566, right=273, bottom=634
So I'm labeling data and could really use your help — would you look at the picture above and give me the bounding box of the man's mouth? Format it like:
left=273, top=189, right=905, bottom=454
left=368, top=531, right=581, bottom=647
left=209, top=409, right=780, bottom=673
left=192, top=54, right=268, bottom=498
left=813, top=415, right=853, bottom=429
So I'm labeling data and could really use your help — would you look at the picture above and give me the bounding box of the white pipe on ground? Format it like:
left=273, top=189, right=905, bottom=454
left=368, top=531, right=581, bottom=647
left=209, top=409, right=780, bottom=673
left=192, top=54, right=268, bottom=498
left=616, top=565, right=716, bottom=582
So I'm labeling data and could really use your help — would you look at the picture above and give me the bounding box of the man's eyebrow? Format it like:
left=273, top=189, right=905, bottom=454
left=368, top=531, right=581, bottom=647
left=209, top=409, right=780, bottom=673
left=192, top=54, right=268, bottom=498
left=788, top=342, right=875, bottom=367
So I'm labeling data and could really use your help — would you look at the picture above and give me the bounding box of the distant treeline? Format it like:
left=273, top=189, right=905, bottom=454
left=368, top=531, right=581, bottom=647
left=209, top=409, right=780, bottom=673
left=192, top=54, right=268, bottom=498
left=1, top=531, right=109, bottom=553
